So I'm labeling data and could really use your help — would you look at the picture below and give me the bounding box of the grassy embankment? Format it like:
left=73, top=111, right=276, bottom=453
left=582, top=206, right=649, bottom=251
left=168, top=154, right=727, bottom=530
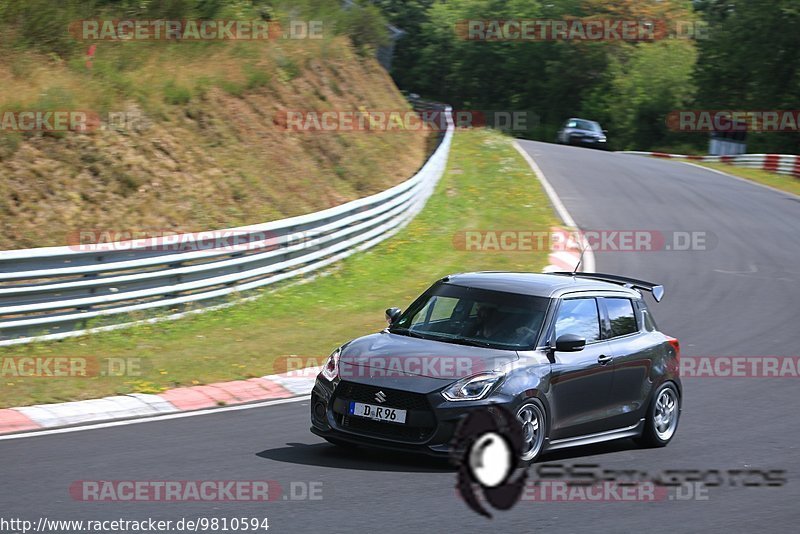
left=0, top=1, right=427, bottom=248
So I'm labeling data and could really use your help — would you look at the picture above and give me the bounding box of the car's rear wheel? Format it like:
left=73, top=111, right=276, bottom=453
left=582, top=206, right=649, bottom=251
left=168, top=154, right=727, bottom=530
left=516, top=401, right=546, bottom=463
left=636, top=382, right=680, bottom=447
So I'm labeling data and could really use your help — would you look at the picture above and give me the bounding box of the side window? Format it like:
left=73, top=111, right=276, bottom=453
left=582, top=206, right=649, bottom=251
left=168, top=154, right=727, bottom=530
left=427, top=296, right=458, bottom=322
left=554, top=298, right=600, bottom=343
left=605, top=298, right=638, bottom=337
left=411, top=296, right=458, bottom=326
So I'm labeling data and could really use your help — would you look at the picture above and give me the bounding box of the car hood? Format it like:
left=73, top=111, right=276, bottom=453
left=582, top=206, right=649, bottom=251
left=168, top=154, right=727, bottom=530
left=338, top=331, right=519, bottom=382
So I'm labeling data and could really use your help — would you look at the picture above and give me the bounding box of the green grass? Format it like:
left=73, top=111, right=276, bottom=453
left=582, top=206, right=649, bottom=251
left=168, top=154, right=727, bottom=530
left=0, top=129, right=559, bottom=408
left=163, top=81, right=192, bottom=105
left=692, top=162, right=800, bottom=196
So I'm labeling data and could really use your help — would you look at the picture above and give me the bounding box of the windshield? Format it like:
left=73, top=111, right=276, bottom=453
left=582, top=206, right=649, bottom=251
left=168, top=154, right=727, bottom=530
left=567, top=119, right=602, bottom=132
left=390, top=283, right=550, bottom=350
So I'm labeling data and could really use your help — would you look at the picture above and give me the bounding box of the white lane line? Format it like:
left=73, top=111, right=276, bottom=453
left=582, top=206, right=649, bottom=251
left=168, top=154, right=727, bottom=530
left=680, top=161, right=800, bottom=199
left=0, top=395, right=309, bottom=441
left=513, top=141, right=575, bottom=226
left=513, top=140, right=596, bottom=273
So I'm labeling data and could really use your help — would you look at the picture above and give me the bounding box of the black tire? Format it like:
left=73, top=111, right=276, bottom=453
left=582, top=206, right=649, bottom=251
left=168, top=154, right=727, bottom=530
left=636, top=382, right=680, bottom=448
left=516, top=400, right=547, bottom=466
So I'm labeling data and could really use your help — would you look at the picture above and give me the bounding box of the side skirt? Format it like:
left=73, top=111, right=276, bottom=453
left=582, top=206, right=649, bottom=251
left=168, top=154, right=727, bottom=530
left=545, top=419, right=645, bottom=452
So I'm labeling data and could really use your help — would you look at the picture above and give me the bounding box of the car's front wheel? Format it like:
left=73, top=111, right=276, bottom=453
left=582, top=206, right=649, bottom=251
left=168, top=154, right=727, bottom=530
left=516, top=401, right=547, bottom=463
left=636, top=382, right=680, bottom=447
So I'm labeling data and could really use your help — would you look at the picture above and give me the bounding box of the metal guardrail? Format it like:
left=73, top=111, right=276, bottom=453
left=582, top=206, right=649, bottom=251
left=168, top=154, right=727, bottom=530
left=620, top=151, right=800, bottom=178
left=0, top=107, right=454, bottom=345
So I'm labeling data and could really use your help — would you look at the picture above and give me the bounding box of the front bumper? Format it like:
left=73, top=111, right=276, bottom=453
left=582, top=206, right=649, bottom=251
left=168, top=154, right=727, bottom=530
left=569, top=136, right=607, bottom=148
left=309, top=376, right=514, bottom=457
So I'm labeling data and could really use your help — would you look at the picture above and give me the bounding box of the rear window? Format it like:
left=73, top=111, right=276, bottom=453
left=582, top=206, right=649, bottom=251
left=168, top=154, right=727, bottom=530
left=604, top=298, right=638, bottom=337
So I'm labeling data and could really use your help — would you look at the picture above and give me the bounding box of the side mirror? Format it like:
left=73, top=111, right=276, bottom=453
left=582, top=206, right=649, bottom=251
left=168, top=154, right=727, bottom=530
left=602, top=129, right=608, bottom=134
left=385, top=307, right=402, bottom=325
left=554, top=333, right=586, bottom=352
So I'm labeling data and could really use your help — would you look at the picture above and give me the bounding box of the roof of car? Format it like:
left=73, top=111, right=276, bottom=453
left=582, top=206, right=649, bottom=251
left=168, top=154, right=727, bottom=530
left=443, top=271, right=640, bottom=298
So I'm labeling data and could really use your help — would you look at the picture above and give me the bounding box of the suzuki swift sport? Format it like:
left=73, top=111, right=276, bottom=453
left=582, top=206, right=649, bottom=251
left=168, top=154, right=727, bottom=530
left=310, top=271, right=681, bottom=463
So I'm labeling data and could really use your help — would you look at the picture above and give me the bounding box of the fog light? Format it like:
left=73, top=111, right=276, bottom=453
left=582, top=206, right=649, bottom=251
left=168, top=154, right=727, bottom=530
left=314, top=401, right=326, bottom=421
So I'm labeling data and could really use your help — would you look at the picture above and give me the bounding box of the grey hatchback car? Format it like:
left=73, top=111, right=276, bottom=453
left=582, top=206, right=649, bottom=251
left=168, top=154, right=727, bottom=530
left=310, top=271, right=681, bottom=463
left=556, top=118, right=608, bottom=148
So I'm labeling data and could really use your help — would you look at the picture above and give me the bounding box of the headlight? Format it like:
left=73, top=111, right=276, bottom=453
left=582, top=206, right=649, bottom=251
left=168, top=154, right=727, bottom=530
left=320, top=347, right=341, bottom=382
left=442, top=372, right=504, bottom=401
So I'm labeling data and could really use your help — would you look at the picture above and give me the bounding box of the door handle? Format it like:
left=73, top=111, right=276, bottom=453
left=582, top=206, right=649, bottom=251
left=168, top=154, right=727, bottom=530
left=597, top=355, right=612, bottom=365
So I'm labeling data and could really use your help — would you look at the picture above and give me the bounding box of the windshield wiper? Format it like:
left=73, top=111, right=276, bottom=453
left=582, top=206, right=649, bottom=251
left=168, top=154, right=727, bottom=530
left=390, top=328, right=515, bottom=350
left=447, top=337, right=499, bottom=349
left=389, top=328, right=434, bottom=340
left=391, top=328, right=478, bottom=345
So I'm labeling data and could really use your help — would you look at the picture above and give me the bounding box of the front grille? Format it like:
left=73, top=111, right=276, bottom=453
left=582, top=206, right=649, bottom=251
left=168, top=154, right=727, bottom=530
left=335, top=381, right=430, bottom=411
left=333, top=381, right=436, bottom=443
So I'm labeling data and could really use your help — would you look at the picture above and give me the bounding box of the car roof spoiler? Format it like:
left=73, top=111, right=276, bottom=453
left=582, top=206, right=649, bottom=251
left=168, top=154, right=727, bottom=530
left=551, top=272, right=665, bottom=302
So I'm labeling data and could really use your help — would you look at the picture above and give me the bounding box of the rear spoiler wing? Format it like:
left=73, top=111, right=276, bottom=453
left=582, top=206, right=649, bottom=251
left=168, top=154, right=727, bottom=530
left=551, top=272, right=665, bottom=302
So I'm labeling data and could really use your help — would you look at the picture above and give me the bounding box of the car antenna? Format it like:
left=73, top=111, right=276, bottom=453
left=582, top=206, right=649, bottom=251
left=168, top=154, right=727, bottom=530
left=572, top=236, right=589, bottom=275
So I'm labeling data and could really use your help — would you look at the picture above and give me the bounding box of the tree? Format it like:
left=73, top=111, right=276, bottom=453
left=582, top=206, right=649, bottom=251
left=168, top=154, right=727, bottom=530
left=694, top=0, right=800, bottom=152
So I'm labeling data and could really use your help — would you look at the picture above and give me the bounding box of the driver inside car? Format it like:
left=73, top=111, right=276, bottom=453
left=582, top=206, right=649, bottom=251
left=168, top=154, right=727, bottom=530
left=473, top=305, right=502, bottom=339
left=470, top=305, right=541, bottom=346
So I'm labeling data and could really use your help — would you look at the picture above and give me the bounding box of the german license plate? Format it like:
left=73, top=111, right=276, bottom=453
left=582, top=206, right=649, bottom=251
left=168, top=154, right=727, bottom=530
left=349, top=402, right=407, bottom=424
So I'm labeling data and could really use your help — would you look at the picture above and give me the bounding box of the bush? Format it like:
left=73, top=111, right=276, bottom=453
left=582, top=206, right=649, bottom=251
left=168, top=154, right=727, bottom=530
left=336, top=1, right=390, bottom=56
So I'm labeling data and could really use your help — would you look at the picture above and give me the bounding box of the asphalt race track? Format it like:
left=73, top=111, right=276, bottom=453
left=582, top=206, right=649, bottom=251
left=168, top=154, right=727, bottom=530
left=2, top=141, right=799, bottom=532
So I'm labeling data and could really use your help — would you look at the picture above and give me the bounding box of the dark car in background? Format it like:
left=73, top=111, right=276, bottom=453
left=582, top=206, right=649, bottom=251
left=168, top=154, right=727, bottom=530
left=310, top=271, right=681, bottom=464
left=556, top=118, right=608, bottom=149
